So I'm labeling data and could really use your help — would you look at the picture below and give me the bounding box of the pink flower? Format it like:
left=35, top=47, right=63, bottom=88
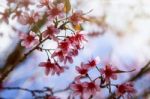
left=70, top=49, right=79, bottom=56
left=39, top=59, right=65, bottom=75
left=74, top=32, right=87, bottom=44
left=69, top=10, right=83, bottom=25
left=42, top=25, right=59, bottom=40
left=52, top=33, right=87, bottom=64
left=70, top=81, right=100, bottom=98
left=70, top=82, right=86, bottom=97
left=52, top=50, right=73, bottom=64
left=19, top=12, right=41, bottom=25
left=87, top=56, right=100, bottom=69
left=63, top=55, right=73, bottom=64
left=76, top=62, right=88, bottom=76
left=116, top=82, right=136, bottom=97
left=58, top=41, right=71, bottom=53
left=100, top=64, right=118, bottom=82
left=84, top=81, right=100, bottom=96
left=66, top=32, right=87, bottom=51
left=47, top=3, right=64, bottom=19
left=67, top=36, right=81, bottom=50
left=52, top=50, right=64, bottom=62
left=19, top=31, right=39, bottom=48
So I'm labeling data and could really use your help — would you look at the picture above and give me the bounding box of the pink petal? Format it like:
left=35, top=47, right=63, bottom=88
left=95, top=56, right=100, bottom=65
left=42, top=31, right=48, bottom=38
left=29, top=31, right=36, bottom=36
left=21, top=41, right=30, bottom=48
left=32, top=39, right=39, bottom=46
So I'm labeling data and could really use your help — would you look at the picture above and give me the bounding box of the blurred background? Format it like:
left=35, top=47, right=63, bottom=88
left=0, top=0, right=150, bottom=98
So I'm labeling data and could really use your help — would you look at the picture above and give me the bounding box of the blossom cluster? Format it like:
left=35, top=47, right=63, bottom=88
left=70, top=57, right=136, bottom=99
left=16, top=0, right=87, bottom=76
left=0, top=0, right=137, bottom=99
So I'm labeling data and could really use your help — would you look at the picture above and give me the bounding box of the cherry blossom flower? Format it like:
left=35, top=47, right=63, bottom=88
left=58, top=41, right=71, bottom=53
left=66, top=32, right=87, bottom=51
left=69, top=10, right=84, bottom=25
left=116, top=82, right=136, bottom=98
left=52, top=33, right=87, bottom=64
left=100, top=64, right=118, bottom=82
left=42, top=25, right=59, bottom=40
left=19, top=31, right=39, bottom=48
left=70, top=82, right=86, bottom=97
left=76, top=62, right=88, bottom=76
left=19, top=12, right=41, bottom=25
left=52, top=50, right=73, bottom=64
left=67, top=32, right=87, bottom=47
left=39, top=59, right=64, bottom=75
left=51, top=50, right=64, bottom=62
left=84, top=81, right=100, bottom=96
left=70, top=49, right=79, bottom=56
left=70, top=81, right=100, bottom=98
left=86, top=56, right=100, bottom=69
left=47, top=3, right=64, bottom=20
left=67, top=36, right=81, bottom=50
left=63, top=55, right=73, bottom=64
left=74, top=32, right=87, bottom=44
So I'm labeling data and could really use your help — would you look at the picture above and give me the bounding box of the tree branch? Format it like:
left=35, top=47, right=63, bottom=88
left=0, top=15, right=47, bottom=83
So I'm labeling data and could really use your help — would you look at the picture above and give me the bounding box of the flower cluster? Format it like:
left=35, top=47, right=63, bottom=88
left=14, top=0, right=88, bottom=80
left=0, top=0, right=137, bottom=99
left=69, top=10, right=84, bottom=25
left=116, top=82, right=136, bottom=98
left=70, top=81, right=100, bottom=98
left=52, top=32, right=87, bottom=64
left=75, top=57, right=100, bottom=80
left=70, top=57, right=136, bottom=98
left=39, top=59, right=67, bottom=75
left=47, top=3, right=64, bottom=20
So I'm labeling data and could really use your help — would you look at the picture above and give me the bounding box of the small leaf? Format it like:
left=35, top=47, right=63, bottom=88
left=73, top=24, right=82, bottom=31
left=74, top=24, right=81, bottom=30
left=63, top=0, right=71, bottom=13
